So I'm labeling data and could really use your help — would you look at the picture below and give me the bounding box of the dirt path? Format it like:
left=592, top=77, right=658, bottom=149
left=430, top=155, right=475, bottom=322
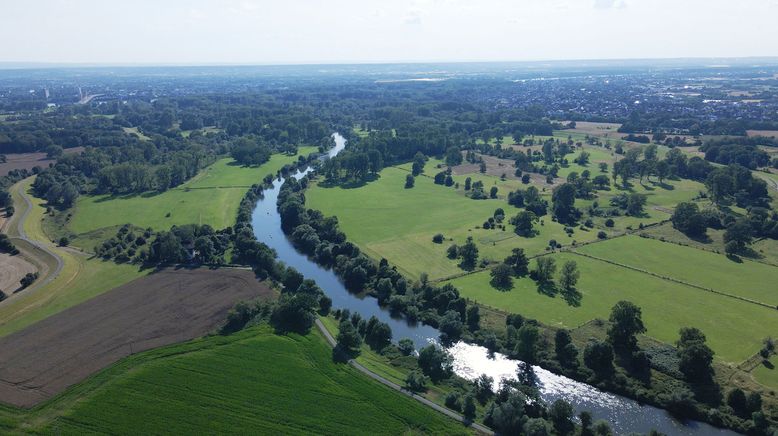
left=314, top=319, right=493, bottom=435
left=0, top=268, right=273, bottom=408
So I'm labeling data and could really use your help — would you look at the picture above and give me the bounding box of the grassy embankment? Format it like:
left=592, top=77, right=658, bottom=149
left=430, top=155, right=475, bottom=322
left=0, top=326, right=469, bottom=435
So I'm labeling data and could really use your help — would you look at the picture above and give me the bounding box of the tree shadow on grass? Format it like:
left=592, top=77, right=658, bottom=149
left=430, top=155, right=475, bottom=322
left=93, top=190, right=165, bottom=203
left=561, top=287, right=582, bottom=307
left=739, top=247, right=764, bottom=261
left=536, top=281, right=558, bottom=297
left=686, top=232, right=713, bottom=244
left=489, top=277, right=513, bottom=292
left=726, top=253, right=744, bottom=263
left=639, top=182, right=655, bottom=191
left=317, top=174, right=380, bottom=190
left=763, top=359, right=775, bottom=370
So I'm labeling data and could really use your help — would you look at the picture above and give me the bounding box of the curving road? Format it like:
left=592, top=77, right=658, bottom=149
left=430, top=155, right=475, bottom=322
left=314, top=319, right=494, bottom=435
left=7, top=181, right=64, bottom=293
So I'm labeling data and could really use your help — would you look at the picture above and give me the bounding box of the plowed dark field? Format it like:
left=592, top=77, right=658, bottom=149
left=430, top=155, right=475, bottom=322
left=0, top=267, right=272, bottom=408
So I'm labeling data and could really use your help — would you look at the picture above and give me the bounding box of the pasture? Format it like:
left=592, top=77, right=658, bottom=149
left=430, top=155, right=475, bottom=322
left=444, top=252, right=778, bottom=363
left=577, top=235, right=778, bottom=306
left=307, top=165, right=594, bottom=280
left=308, top=144, right=704, bottom=281
left=67, top=147, right=316, bottom=237
left=21, top=327, right=468, bottom=435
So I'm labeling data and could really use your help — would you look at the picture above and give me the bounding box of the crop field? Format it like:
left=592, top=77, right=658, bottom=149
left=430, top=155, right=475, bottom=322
left=22, top=327, right=467, bottom=435
left=308, top=165, right=597, bottom=280
left=0, top=268, right=273, bottom=407
left=747, top=129, right=778, bottom=138
left=67, top=147, right=317, bottom=237
left=0, top=148, right=83, bottom=177
left=444, top=252, right=778, bottom=363
left=577, top=235, right=778, bottom=306
left=0, top=253, right=37, bottom=295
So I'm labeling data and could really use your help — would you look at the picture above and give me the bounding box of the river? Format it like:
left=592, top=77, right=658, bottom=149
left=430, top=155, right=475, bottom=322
left=251, top=133, right=737, bottom=435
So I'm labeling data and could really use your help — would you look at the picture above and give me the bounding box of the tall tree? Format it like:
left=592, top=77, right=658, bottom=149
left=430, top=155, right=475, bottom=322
left=606, top=300, right=646, bottom=354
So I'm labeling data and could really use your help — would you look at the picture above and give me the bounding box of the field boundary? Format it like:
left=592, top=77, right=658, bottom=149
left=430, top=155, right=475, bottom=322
left=640, top=226, right=778, bottom=269
left=568, top=250, right=777, bottom=310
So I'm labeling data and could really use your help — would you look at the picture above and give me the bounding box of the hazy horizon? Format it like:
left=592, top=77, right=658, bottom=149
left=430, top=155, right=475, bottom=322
left=2, top=0, right=778, bottom=65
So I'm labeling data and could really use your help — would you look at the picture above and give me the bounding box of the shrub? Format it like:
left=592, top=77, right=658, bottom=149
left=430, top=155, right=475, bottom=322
left=432, top=233, right=444, bottom=244
left=397, top=338, right=415, bottom=356
left=405, top=370, right=427, bottom=392
left=444, top=392, right=462, bottom=411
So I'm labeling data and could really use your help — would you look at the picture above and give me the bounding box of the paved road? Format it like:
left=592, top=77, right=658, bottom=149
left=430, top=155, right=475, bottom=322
left=314, top=319, right=494, bottom=435
left=8, top=181, right=64, bottom=293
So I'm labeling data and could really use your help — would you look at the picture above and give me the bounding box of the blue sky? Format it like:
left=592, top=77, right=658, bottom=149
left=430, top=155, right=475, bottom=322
left=2, top=0, right=778, bottom=64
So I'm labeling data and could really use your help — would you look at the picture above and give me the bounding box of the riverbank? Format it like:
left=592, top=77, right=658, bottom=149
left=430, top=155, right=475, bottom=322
left=249, top=133, right=741, bottom=435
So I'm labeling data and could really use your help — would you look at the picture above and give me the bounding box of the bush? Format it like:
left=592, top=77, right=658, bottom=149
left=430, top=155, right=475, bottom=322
left=604, top=218, right=615, bottom=227
left=0, top=234, right=19, bottom=255
left=444, top=392, right=462, bottom=411
left=405, top=370, right=427, bottom=392
left=397, top=338, right=415, bottom=356
left=597, top=231, right=607, bottom=239
left=432, top=233, right=444, bottom=244
left=19, top=272, right=39, bottom=289
left=58, top=236, right=69, bottom=246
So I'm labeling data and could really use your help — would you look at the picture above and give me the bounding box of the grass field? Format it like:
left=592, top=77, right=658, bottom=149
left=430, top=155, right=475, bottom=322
left=577, top=235, right=778, bottom=306
left=67, top=148, right=316, bottom=237
left=308, top=147, right=704, bottom=281
left=0, top=179, right=146, bottom=338
left=752, top=355, right=778, bottom=391
left=445, top=252, right=778, bottom=363
left=4, top=326, right=467, bottom=435
left=308, top=166, right=602, bottom=280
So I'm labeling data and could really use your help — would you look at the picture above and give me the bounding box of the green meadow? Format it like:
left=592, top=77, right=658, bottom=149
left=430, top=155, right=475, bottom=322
left=577, top=235, right=778, bottom=306
left=752, top=355, right=778, bottom=391
left=307, top=165, right=593, bottom=280
left=307, top=146, right=705, bottom=281
left=444, top=252, right=778, bottom=363
left=7, top=327, right=467, bottom=435
left=68, top=148, right=316, bottom=236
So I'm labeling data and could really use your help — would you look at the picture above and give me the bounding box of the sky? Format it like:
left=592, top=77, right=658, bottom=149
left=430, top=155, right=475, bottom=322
left=2, top=0, right=778, bottom=65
